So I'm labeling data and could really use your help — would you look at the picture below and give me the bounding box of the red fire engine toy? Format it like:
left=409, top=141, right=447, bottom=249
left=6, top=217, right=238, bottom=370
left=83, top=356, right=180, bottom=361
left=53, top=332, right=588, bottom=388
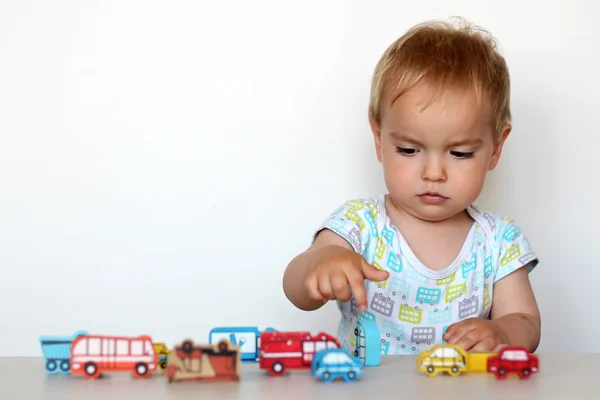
left=259, top=331, right=341, bottom=376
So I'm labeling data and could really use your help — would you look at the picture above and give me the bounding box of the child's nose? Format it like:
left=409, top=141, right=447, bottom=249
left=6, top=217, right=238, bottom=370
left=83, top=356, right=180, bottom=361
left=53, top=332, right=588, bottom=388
left=422, top=156, right=447, bottom=182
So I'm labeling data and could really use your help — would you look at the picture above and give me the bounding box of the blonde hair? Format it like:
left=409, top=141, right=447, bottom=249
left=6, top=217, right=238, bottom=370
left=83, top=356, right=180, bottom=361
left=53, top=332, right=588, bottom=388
left=368, top=18, right=511, bottom=139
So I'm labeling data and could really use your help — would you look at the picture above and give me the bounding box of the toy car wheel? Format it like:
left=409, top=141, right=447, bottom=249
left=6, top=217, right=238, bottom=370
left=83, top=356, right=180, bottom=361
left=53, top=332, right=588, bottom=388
left=323, top=372, right=331, bottom=381
left=347, top=371, right=356, bottom=381
left=520, top=368, right=531, bottom=379
left=45, top=360, right=57, bottom=372
left=59, top=360, right=70, bottom=373
left=427, top=366, right=435, bottom=374
left=160, top=361, right=167, bottom=370
left=354, top=328, right=359, bottom=335
left=497, top=368, right=507, bottom=379
left=354, top=350, right=359, bottom=356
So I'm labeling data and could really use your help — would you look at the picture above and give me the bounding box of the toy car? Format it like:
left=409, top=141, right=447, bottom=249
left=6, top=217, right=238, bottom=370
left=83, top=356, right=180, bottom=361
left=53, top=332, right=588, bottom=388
left=311, top=348, right=364, bottom=382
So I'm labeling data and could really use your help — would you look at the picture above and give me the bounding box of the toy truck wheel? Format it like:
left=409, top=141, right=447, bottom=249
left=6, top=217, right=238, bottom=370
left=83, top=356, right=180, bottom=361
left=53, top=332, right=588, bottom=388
left=271, top=362, right=285, bottom=376
left=45, top=360, right=57, bottom=373
left=84, top=362, right=100, bottom=379
left=59, top=360, right=70, bottom=373
left=133, top=362, right=149, bottom=378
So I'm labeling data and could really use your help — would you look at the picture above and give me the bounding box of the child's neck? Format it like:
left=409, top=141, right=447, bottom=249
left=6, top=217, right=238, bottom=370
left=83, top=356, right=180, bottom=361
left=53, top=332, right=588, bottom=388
left=384, top=195, right=474, bottom=271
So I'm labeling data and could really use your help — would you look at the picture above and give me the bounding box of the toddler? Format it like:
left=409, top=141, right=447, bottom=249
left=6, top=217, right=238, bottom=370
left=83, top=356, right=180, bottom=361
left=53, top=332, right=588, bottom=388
left=283, top=18, right=541, bottom=355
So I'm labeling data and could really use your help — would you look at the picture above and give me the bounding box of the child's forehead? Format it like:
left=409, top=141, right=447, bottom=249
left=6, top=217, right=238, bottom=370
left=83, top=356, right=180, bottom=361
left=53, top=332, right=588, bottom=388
left=381, top=80, right=493, bottom=136
left=381, top=80, right=494, bottom=127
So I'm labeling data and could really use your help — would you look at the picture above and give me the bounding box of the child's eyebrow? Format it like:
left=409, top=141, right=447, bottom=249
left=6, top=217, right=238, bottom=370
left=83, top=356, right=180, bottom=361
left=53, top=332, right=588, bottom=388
left=388, top=131, right=424, bottom=146
left=446, top=138, right=484, bottom=147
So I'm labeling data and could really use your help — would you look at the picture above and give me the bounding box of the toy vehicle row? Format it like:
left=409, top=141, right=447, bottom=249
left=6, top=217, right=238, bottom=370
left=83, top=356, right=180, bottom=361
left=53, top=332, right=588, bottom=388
left=417, top=344, right=539, bottom=380
left=38, top=327, right=368, bottom=383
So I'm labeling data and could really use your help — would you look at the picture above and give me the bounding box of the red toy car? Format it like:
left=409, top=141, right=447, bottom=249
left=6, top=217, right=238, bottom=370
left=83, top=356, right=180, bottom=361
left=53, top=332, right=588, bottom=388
left=487, top=346, right=539, bottom=379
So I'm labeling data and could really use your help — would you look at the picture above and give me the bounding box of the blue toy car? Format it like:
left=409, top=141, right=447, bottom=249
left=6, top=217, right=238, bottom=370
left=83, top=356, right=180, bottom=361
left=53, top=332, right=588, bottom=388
left=311, top=348, right=364, bottom=383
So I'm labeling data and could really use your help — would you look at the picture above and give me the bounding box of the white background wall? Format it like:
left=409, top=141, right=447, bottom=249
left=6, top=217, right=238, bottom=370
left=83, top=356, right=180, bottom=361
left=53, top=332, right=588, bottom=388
left=1, top=0, right=598, bottom=356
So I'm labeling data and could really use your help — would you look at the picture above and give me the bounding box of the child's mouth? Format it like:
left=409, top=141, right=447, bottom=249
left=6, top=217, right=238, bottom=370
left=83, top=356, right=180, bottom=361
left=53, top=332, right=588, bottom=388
left=418, top=192, right=449, bottom=204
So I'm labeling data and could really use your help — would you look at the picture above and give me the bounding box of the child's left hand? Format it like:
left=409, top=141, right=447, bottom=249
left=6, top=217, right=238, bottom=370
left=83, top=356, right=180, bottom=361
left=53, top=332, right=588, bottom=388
left=442, top=318, right=510, bottom=352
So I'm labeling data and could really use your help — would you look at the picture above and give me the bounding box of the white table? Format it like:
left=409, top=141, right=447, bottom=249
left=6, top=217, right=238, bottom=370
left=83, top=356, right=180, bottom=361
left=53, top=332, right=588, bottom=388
left=0, top=354, right=596, bottom=399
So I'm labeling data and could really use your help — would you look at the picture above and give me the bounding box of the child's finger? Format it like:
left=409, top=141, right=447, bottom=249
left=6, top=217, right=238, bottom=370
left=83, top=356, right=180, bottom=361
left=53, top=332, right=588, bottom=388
left=443, top=320, right=476, bottom=344
left=317, top=274, right=335, bottom=300
left=360, top=259, right=389, bottom=282
left=470, top=337, right=497, bottom=352
left=329, top=271, right=352, bottom=302
left=305, top=274, right=324, bottom=302
left=492, top=344, right=509, bottom=353
left=346, top=268, right=368, bottom=312
left=452, top=330, right=482, bottom=351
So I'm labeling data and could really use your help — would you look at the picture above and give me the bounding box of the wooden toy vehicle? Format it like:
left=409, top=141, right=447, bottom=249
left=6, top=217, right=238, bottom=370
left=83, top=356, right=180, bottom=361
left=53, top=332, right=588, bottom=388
left=417, top=344, right=493, bottom=376
left=39, top=330, right=87, bottom=374
left=259, top=331, right=340, bottom=376
left=418, top=344, right=539, bottom=380
left=152, top=342, right=171, bottom=371
left=353, top=318, right=380, bottom=366
left=311, top=348, right=364, bottom=383
left=487, top=346, right=539, bottom=379
left=209, top=326, right=277, bottom=363
left=70, top=334, right=158, bottom=379
left=166, top=339, right=240, bottom=382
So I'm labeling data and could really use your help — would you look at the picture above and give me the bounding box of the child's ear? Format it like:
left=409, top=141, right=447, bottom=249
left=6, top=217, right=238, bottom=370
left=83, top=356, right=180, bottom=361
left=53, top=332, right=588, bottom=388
left=370, top=117, right=383, bottom=163
left=488, top=124, right=511, bottom=171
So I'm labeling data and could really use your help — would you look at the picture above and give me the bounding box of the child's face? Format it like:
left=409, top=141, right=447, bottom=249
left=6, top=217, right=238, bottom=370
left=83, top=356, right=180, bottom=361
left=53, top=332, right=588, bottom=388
left=371, top=81, right=510, bottom=222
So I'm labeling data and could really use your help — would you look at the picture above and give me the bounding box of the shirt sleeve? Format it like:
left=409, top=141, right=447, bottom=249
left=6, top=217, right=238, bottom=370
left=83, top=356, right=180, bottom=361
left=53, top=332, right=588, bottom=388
left=494, top=218, right=539, bottom=283
left=313, top=199, right=379, bottom=256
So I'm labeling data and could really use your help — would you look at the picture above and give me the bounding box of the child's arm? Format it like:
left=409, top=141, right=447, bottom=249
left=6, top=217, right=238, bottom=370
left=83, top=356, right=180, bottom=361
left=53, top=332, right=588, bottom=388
left=443, top=266, right=541, bottom=352
left=283, top=229, right=389, bottom=312
left=488, top=267, right=541, bottom=350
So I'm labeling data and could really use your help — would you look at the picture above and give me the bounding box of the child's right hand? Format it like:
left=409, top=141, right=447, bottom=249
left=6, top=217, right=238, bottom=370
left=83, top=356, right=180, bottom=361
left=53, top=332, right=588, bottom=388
left=304, top=244, right=390, bottom=312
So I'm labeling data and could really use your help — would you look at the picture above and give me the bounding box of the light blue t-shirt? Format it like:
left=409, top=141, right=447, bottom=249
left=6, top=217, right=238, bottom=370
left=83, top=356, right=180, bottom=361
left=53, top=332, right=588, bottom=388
left=316, top=194, right=538, bottom=355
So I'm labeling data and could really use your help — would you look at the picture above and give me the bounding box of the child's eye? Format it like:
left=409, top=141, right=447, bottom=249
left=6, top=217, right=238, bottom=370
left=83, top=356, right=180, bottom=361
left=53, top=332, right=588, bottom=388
left=396, top=146, right=417, bottom=155
left=450, top=151, right=474, bottom=159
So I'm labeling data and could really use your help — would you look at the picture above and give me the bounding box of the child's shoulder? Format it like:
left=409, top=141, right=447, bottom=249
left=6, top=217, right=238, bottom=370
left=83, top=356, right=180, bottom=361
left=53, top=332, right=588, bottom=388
left=468, top=204, right=539, bottom=277
left=468, top=204, right=528, bottom=244
left=315, top=195, right=387, bottom=253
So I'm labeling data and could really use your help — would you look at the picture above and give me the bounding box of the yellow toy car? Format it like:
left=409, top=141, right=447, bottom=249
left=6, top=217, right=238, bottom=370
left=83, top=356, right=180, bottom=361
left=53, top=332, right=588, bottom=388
left=417, top=344, right=492, bottom=377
